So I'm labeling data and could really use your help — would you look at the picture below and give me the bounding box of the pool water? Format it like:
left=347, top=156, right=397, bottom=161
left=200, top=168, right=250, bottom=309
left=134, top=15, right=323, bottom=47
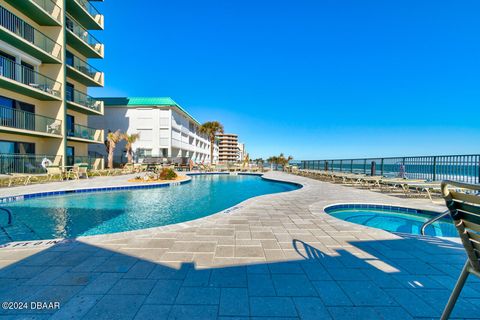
left=0, top=174, right=299, bottom=242
left=328, top=208, right=458, bottom=237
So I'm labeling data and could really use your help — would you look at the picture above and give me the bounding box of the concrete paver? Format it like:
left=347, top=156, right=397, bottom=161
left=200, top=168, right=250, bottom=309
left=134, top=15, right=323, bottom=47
left=0, top=171, right=477, bottom=319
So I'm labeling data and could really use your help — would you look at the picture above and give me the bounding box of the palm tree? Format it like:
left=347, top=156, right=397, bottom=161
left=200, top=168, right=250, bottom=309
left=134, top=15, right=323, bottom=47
left=106, top=130, right=122, bottom=169
left=278, top=153, right=293, bottom=171
left=122, top=132, right=140, bottom=164
left=267, top=156, right=279, bottom=170
left=254, top=158, right=264, bottom=171
left=199, top=121, right=224, bottom=164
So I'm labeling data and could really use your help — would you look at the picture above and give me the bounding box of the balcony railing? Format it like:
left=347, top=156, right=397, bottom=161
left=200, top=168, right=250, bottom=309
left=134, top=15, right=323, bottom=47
left=65, top=15, right=102, bottom=55
left=300, top=154, right=480, bottom=184
left=0, top=153, right=62, bottom=174
left=31, top=0, right=62, bottom=23
left=0, top=56, right=62, bottom=97
left=0, top=105, right=61, bottom=135
left=66, top=53, right=101, bottom=82
left=74, top=0, right=101, bottom=21
left=0, top=5, right=61, bottom=59
left=66, top=155, right=102, bottom=168
left=66, top=88, right=102, bottom=113
left=67, top=123, right=101, bottom=142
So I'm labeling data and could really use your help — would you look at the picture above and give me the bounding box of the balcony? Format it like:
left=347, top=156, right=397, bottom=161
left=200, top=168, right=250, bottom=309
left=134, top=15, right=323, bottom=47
left=3, top=0, right=62, bottom=26
left=0, top=105, right=62, bottom=138
left=0, top=56, right=62, bottom=100
left=66, top=53, right=103, bottom=87
left=0, top=153, right=62, bottom=174
left=65, top=15, right=104, bottom=58
left=66, top=88, right=103, bottom=115
left=67, top=123, right=103, bottom=143
left=0, top=5, right=62, bottom=63
left=66, top=0, right=104, bottom=30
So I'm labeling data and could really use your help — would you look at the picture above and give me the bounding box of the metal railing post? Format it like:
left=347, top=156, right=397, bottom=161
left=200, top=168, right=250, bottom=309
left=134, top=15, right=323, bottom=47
left=363, top=159, right=366, bottom=174
left=433, top=156, right=437, bottom=181
left=381, top=158, right=384, bottom=176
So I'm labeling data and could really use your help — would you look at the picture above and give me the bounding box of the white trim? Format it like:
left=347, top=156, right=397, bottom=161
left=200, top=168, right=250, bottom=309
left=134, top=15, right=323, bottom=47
left=0, top=39, right=42, bottom=67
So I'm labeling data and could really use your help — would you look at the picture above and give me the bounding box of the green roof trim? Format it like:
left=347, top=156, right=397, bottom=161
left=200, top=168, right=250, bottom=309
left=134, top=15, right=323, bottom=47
left=99, top=97, right=201, bottom=125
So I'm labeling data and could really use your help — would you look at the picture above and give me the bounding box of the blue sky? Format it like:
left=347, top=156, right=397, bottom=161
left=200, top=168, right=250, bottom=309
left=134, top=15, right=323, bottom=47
left=90, top=0, right=480, bottom=160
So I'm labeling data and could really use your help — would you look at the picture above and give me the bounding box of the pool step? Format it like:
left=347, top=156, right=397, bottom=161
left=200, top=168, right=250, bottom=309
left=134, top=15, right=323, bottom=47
left=0, top=223, right=41, bottom=243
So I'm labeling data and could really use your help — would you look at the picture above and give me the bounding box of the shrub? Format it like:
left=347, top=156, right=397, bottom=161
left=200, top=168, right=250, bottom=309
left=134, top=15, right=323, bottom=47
left=159, top=168, right=177, bottom=180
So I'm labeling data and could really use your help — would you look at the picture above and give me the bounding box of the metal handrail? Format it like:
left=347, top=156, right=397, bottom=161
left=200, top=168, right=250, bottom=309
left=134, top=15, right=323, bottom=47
left=0, top=55, right=62, bottom=97
left=65, top=15, right=102, bottom=52
left=0, top=208, right=12, bottom=225
left=421, top=210, right=450, bottom=236
left=0, top=5, right=62, bottom=58
left=66, top=88, right=102, bottom=112
left=299, top=154, right=480, bottom=184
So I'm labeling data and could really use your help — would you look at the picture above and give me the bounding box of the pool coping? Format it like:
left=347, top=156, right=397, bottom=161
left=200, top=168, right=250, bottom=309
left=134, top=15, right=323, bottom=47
left=320, top=202, right=458, bottom=239
left=0, top=172, right=302, bottom=205
left=0, top=175, right=192, bottom=204
left=0, top=172, right=304, bottom=248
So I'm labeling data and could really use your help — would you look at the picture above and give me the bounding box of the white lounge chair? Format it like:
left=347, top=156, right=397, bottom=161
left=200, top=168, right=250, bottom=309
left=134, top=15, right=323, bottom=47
left=440, top=181, right=480, bottom=320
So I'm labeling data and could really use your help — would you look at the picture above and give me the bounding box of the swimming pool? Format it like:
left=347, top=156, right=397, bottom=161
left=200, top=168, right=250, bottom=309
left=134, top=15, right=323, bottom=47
left=0, top=174, right=300, bottom=242
left=325, top=204, right=457, bottom=237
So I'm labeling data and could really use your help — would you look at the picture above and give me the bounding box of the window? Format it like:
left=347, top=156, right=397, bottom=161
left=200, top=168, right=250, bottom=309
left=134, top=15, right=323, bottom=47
left=0, top=140, right=35, bottom=154
left=66, top=51, right=74, bottom=67
left=137, top=148, right=152, bottom=158
left=66, top=146, right=75, bottom=166
left=0, top=50, right=16, bottom=80
left=67, top=115, right=74, bottom=136
left=0, top=95, right=35, bottom=130
left=66, top=83, right=74, bottom=102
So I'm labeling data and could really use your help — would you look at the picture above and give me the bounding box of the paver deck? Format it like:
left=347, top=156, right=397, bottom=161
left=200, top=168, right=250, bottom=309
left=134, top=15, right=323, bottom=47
left=0, top=171, right=478, bottom=319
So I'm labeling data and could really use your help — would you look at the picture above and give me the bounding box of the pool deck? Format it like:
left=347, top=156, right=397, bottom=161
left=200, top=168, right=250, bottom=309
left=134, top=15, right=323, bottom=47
left=0, top=172, right=479, bottom=319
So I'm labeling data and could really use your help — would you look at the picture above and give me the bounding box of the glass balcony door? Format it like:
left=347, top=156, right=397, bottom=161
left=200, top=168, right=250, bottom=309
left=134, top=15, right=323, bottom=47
left=66, top=114, right=75, bottom=137
left=66, top=146, right=75, bottom=166
left=0, top=95, right=35, bottom=131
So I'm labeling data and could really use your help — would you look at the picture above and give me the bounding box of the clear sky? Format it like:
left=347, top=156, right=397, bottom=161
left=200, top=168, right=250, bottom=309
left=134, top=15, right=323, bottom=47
left=90, top=0, right=480, bottom=160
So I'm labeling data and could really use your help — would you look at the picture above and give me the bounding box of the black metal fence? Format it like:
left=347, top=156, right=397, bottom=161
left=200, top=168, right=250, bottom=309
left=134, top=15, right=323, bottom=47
left=299, top=154, right=480, bottom=184
left=0, top=154, right=62, bottom=174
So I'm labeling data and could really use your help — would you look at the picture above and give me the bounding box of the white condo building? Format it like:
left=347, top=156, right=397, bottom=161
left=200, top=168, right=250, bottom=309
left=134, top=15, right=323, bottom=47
left=89, top=97, right=217, bottom=163
left=238, top=142, right=247, bottom=162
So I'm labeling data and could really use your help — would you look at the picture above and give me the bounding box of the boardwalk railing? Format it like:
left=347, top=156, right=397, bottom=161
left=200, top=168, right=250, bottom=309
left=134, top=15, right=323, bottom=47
left=299, top=154, right=480, bottom=184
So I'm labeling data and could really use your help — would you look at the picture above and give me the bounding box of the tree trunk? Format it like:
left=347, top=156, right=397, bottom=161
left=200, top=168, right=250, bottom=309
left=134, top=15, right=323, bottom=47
left=108, top=143, right=115, bottom=169
left=127, top=148, right=133, bottom=164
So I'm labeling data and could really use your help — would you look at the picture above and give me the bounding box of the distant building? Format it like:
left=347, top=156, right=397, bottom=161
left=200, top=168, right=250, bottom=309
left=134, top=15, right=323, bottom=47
left=217, top=133, right=239, bottom=163
left=238, top=142, right=247, bottom=162
left=89, top=97, right=216, bottom=163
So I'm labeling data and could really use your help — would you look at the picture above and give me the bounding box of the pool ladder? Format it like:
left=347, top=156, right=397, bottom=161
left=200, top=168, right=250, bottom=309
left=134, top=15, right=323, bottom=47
left=0, top=208, right=12, bottom=225
left=420, top=210, right=450, bottom=236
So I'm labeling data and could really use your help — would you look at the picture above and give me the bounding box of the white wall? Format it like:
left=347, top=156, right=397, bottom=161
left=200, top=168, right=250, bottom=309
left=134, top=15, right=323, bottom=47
left=89, top=105, right=216, bottom=163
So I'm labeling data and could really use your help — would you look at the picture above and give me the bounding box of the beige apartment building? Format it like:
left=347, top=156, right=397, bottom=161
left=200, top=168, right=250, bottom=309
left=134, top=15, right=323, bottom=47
left=217, top=133, right=239, bottom=163
left=0, top=0, right=105, bottom=174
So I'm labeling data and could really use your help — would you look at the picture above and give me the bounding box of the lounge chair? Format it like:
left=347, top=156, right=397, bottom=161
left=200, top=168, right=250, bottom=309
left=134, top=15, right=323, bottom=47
left=440, top=181, right=480, bottom=320
left=66, top=163, right=89, bottom=180
left=401, top=181, right=442, bottom=201
left=46, top=165, right=64, bottom=182
left=46, top=120, right=62, bottom=135
left=8, top=174, right=31, bottom=187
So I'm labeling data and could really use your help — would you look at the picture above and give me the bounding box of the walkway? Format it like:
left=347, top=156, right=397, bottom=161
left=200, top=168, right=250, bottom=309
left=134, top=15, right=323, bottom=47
left=0, top=172, right=478, bottom=319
